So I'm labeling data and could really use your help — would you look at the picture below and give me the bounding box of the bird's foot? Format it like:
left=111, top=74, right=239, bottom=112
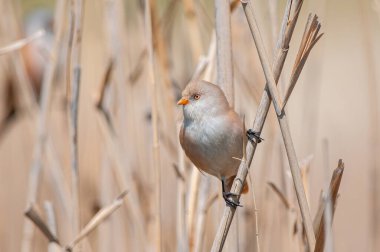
left=246, top=129, right=263, bottom=144
left=223, top=192, right=242, bottom=207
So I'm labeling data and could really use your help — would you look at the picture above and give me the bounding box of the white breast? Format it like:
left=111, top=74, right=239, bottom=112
left=181, top=115, right=243, bottom=179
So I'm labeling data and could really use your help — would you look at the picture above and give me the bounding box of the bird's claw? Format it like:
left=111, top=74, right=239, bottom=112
left=246, top=129, right=263, bottom=144
left=223, top=192, right=242, bottom=207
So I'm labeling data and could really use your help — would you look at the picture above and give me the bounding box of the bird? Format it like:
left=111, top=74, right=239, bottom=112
left=178, top=80, right=257, bottom=207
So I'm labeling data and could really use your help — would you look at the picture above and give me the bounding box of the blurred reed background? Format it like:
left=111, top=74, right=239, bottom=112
left=0, top=0, right=379, bottom=251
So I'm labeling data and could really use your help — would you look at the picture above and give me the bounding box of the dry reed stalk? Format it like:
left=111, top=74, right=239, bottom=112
left=24, top=204, right=61, bottom=245
left=98, top=157, right=113, bottom=251
left=44, top=202, right=61, bottom=252
left=214, top=0, right=234, bottom=106
left=101, top=5, right=148, bottom=247
left=128, top=49, right=147, bottom=84
left=65, top=191, right=127, bottom=251
left=0, top=3, right=69, bottom=252
left=203, top=33, right=217, bottom=81
left=145, top=0, right=162, bottom=250
left=149, top=0, right=177, bottom=141
left=194, top=184, right=218, bottom=252
left=267, top=182, right=293, bottom=210
left=0, top=30, right=45, bottom=55
left=94, top=73, right=147, bottom=246
left=182, top=0, right=203, bottom=62
left=20, top=0, right=70, bottom=249
left=176, top=130, right=189, bottom=252
left=267, top=181, right=300, bottom=251
left=299, top=155, right=314, bottom=207
left=322, top=140, right=333, bottom=252
left=95, top=59, right=114, bottom=109
left=175, top=55, right=213, bottom=251
left=186, top=34, right=216, bottom=250
left=191, top=66, right=219, bottom=252
left=0, top=0, right=37, bottom=115
left=248, top=175, right=261, bottom=252
left=241, top=1, right=315, bottom=248
left=46, top=142, right=71, bottom=217
left=67, top=0, right=85, bottom=239
left=187, top=168, right=201, bottom=248
left=27, top=0, right=68, bottom=210
left=103, top=0, right=136, bottom=163
left=313, top=160, right=344, bottom=252
left=102, top=5, right=152, bottom=248
left=95, top=112, right=146, bottom=247
left=211, top=0, right=316, bottom=250
left=241, top=3, right=284, bottom=115
left=359, top=3, right=380, bottom=251
left=191, top=56, right=209, bottom=81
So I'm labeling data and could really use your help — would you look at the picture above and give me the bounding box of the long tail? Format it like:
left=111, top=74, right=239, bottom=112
left=226, top=175, right=249, bottom=194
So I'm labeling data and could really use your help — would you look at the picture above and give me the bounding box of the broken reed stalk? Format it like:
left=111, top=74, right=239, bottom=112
left=211, top=0, right=317, bottom=251
left=24, top=204, right=60, bottom=245
left=65, top=191, right=127, bottom=251
left=214, top=0, right=234, bottom=106
left=283, top=14, right=323, bottom=108
left=145, top=0, right=162, bottom=250
left=68, top=0, right=85, bottom=237
left=241, top=1, right=315, bottom=249
left=313, top=160, right=344, bottom=252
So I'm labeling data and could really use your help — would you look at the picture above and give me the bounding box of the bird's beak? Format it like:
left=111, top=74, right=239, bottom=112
left=177, top=98, right=189, bottom=105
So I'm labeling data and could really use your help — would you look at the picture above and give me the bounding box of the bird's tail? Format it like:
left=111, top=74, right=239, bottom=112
left=226, top=175, right=249, bottom=194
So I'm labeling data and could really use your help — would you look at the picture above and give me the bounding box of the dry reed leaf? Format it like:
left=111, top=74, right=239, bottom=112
left=313, top=160, right=345, bottom=252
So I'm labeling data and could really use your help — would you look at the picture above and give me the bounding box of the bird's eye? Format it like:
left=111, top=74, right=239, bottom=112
left=193, top=94, right=201, bottom=100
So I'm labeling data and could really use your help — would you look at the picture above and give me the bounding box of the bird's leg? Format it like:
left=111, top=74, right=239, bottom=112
left=221, top=177, right=242, bottom=207
left=246, top=129, right=264, bottom=144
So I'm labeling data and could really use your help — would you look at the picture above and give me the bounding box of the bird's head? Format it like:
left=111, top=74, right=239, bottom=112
left=177, top=80, right=230, bottom=122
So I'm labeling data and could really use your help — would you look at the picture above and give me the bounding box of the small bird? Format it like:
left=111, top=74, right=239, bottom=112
left=178, top=80, right=252, bottom=206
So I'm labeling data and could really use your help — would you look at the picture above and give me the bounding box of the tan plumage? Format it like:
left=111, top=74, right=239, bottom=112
left=178, top=80, right=248, bottom=197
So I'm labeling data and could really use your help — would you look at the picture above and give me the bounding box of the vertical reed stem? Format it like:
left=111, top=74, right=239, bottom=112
left=214, top=0, right=234, bottom=105
left=68, top=0, right=85, bottom=239
left=145, top=0, right=162, bottom=250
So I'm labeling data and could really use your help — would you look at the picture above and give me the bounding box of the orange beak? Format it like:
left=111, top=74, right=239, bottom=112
left=177, top=98, right=189, bottom=105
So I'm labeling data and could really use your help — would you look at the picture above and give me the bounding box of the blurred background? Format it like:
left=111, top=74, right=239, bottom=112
left=0, top=0, right=379, bottom=251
